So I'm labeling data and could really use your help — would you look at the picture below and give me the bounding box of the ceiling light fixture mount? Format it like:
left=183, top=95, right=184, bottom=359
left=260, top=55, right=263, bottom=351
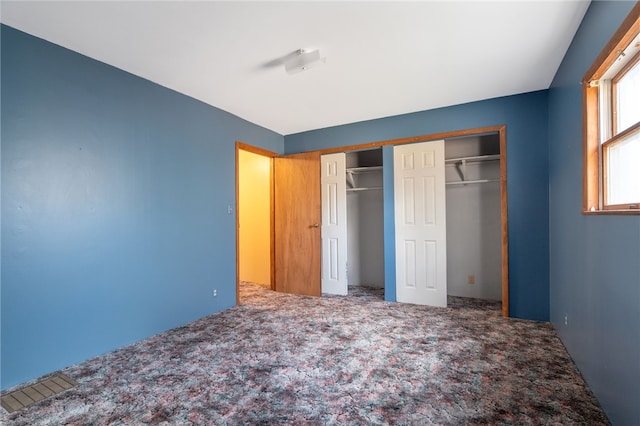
left=284, top=48, right=326, bottom=75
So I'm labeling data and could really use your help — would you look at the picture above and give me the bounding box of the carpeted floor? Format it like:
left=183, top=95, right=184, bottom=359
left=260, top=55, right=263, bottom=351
left=1, top=282, right=608, bottom=425
left=327, top=285, right=503, bottom=314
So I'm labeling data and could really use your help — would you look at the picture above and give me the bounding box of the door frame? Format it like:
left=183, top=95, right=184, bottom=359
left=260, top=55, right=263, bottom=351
left=236, top=124, right=509, bottom=316
left=235, top=142, right=278, bottom=304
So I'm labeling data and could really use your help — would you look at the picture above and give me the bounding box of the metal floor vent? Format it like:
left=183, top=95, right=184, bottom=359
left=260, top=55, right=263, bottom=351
left=1, top=373, right=77, bottom=414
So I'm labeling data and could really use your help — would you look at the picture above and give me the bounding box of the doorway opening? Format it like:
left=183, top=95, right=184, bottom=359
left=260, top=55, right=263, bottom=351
left=236, top=142, right=277, bottom=304
left=444, top=134, right=503, bottom=311
left=344, top=148, right=385, bottom=300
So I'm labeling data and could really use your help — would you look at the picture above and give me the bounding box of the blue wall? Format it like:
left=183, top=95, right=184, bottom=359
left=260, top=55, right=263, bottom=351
left=548, top=2, right=640, bottom=424
left=285, top=92, right=550, bottom=321
left=1, top=25, right=284, bottom=390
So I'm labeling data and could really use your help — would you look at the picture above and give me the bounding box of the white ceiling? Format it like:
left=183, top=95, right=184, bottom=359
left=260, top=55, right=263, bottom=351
left=1, top=1, right=590, bottom=135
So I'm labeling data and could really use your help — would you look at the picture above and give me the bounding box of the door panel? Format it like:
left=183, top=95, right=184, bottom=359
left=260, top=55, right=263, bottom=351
left=321, top=153, right=348, bottom=295
left=394, top=140, right=447, bottom=307
left=274, top=152, right=321, bottom=296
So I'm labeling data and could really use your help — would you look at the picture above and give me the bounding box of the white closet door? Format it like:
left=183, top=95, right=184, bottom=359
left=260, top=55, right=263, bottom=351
left=394, top=141, right=447, bottom=307
left=321, top=153, right=348, bottom=295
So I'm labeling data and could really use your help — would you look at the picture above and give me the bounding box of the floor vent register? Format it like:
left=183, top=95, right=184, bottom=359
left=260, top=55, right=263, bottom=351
left=1, top=373, right=77, bottom=414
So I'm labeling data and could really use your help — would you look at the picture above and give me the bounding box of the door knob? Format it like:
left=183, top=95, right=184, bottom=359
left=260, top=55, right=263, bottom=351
left=311, top=223, right=320, bottom=228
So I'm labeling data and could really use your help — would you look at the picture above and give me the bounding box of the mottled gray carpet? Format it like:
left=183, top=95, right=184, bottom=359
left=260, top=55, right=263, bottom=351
left=1, top=282, right=608, bottom=425
left=326, top=284, right=503, bottom=313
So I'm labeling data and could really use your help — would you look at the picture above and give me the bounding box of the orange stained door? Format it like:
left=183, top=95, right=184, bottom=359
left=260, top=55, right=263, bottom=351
left=274, top=151, right=321, bottom=296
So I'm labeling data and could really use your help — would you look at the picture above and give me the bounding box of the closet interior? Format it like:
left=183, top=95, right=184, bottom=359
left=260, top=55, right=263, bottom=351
left=345, top=149, right=385, bottom=294
left=336, top=135, right=502, bottom=304
left=445, top=134, right=502, bottom=302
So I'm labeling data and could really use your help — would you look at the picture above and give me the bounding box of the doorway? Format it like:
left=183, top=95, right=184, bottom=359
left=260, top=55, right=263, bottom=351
left=236, top=142, right=276, bottom=303
left=444, top=134, right=503, bottom=307
left=319, top=149, right=385, bottom=299
left=345, top=149, right=385, bottom=298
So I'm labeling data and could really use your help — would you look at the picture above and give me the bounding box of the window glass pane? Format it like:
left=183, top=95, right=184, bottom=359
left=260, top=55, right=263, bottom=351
left=616, top=60, right=640, bottom=134
left=606, top=130, right=640, bottom=205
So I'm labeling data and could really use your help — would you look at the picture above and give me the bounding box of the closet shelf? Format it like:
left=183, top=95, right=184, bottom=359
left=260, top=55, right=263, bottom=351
left=347, top=187, right=383, bottom=192
left=446, top=179, right=500, bottom=186
left=346, top=166, right=383, bottom=174
left=445, top=154, right=500, bottom=164
left=446, top=154, right=500, bottom=182
left=346, top=165, right=383, bottom=191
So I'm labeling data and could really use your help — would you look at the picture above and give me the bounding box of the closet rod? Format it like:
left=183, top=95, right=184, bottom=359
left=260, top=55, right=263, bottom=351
left=445, top=154, right=500, bottom=164
left=346, top=187, right=383, bottom=192
left=446, top=179, right=499, bottom=186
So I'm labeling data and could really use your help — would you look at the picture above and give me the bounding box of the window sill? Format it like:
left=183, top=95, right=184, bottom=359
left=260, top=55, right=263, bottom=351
left=582, top=209, right=640, bottom=216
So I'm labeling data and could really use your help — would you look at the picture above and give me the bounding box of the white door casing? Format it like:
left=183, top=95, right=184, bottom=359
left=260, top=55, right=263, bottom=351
left=394, top=141, right=447, bottom=307
left=321, top=153, right=348, bottom=295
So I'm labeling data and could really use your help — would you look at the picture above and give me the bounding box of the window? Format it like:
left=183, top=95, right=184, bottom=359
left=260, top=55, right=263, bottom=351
left=583, top=3, right=640, bottom=214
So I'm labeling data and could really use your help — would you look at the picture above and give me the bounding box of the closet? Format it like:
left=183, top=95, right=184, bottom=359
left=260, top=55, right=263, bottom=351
left=345, top=149, right=385, bottom=292
left=320, top=135, right=502, bottom=306
left=444, top=135, right=502, bottom=302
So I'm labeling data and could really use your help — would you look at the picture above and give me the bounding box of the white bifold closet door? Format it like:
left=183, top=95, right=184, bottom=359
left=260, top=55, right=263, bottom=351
left=394, top=141, right=447, bottom=307
left=320, top=153, right=348, bottom=295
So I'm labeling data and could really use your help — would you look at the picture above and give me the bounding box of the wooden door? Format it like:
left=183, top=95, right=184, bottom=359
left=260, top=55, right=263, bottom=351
left=274, top=151, right=321, bottom=296
left=394, top=140, right=448, bottom=307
